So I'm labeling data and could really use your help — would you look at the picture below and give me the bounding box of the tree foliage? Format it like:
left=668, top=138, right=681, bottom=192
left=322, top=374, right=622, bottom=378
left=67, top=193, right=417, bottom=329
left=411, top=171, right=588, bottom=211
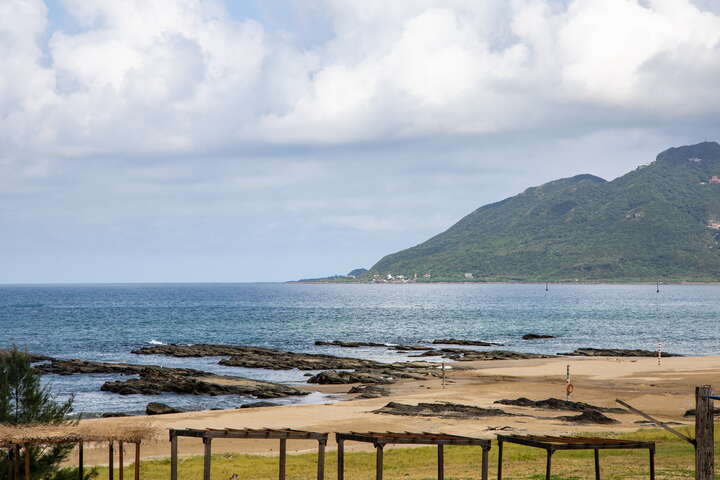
left=0, top=347, right=90, bottom=480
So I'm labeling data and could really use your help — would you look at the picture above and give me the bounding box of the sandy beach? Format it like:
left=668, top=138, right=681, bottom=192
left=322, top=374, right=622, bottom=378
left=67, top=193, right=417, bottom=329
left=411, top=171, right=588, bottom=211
left=74, top=354, right=717, bottom=466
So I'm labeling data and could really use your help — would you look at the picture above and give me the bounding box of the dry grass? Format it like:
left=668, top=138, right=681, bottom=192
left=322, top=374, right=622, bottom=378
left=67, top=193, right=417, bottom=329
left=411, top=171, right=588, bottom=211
left=0, top=422, right=158, bottom=446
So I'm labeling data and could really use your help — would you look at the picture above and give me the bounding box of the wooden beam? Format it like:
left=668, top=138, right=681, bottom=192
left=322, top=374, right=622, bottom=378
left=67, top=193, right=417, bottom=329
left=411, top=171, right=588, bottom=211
left=203, top=438, right=212, bottom=480
left=594, top=449, right=600, bottom=480
left=695, top=385, right=714, bottom=480
left=317, top=439, right=326, bottom=480
left=14, top=444, right=20, bottom=480
left=375, top=444, right=384, bottom=480
left=437, top=444, right=444, bottom=480
left=482, top=447, right=489, bottom=480
left=78, top=441, right=84, bottom=480
left=170, top=434, right=178, bottom=480
left=649, top=447, right=655, bottom=480
left=337, top=439, right=344, bottom=480
left=616, top=399, right=695, bottom=445
left=134, top=442, right=140, bottom=480
left=279, top=439, right=286, bottom=480
left=24, top=445, right=30, bottom=480
left=544, top=449, right=553, bottom=480
left=119, top=441, right=124, bottom=480
left=497, top=440, right=503, bottom=480
left=108, top=441, right=114, bottom=480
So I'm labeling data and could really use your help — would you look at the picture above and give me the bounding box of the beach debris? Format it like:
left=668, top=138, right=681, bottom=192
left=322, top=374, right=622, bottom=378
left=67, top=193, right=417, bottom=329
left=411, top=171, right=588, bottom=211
left=240, top=401, right=279, bottom=408
left=556, top=410, right=619, bottom=424
left=432, top=338, right=504, bottom=346
left=372, top=401, right=519, bottom=419
left=635, top=420, right=683, bottom=425
left=307, top=370, right=394, bottom=385
left=522, top=333, right=556, bottom=340
left=348, top=385, right=391, bottom=399
left=494, top=397, right=626, bottom=413
left=559, top=348, right=683, bottom=357
left=146, top=402, right=183, bottom=415
left=486, top=426, right=514, bottom=431
left=314, top=340, right=387, bottom=348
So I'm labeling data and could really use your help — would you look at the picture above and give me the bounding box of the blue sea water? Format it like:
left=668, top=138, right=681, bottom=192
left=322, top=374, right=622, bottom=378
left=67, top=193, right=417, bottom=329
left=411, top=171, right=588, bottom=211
left=1, top=282, right=719, bottom=415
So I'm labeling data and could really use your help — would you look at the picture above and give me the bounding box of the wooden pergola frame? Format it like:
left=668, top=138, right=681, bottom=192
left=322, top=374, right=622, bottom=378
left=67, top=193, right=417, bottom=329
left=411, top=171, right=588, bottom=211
left=335, top=431, right=491, bottom=480
left=496, top=434, right=656, bottom=480
left=169, top=428, right=329, bottom=480
left=1, top=435, right=142, bottom=480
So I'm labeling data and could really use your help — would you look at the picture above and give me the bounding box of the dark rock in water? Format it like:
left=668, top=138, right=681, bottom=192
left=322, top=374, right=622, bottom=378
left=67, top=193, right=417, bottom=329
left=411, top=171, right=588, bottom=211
left=522, top=334, right=556, bottom=340
left=559, top=348, right=682, bottom=357
left=315, top=340, right=387, bottom=348
left=133, top=344, right=386, bottom=370
left=307, top=370, right=395, bottom=385
left=433, top=339, right=504, bottom=346
left=494, top=397, right=625, bottom=413
left=240, top=401, right=279, bottom=409
left=389, top=345, right=433, bottom=352
left=146, top=402, right=182, bottom=415
left=557, top=410, right=619, bottom=424
left=101, top=412, right=129, bottom=418
left=36, top=359, right=205, bottom=377
left=373, top=402, right=518, bottom=419
left=683, top=408, right=720, bottom=417
left=446, top=350, right=553, bottom=361
left=348, top=385, right=390, bottom=399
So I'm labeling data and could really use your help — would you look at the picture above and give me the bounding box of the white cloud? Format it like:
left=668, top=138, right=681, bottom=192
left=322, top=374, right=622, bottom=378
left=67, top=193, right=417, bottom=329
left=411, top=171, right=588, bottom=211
left=2, top=0, right=720, bottom=281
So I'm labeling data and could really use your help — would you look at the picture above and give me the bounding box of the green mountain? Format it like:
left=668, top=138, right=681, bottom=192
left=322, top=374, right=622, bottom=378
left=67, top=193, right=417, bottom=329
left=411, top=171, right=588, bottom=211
left=368, top=142, right=720, bottom=282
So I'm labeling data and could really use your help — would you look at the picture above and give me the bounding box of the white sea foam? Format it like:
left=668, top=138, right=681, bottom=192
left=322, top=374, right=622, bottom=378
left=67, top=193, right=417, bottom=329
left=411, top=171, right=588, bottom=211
left=148, top=339, right=166, bottom=345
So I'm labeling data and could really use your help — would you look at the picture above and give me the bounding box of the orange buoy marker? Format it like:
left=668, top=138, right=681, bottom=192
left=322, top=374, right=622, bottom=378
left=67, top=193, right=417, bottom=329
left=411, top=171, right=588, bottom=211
left=565, top=365, right=572, bottom=400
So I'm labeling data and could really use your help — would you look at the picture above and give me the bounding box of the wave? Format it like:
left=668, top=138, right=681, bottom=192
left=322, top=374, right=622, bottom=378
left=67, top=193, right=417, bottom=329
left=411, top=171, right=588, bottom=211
left=148, top=339, right=166, bottom=345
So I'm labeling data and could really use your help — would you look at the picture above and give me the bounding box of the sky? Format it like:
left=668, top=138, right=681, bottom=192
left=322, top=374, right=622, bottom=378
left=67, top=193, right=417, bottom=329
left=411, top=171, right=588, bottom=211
left=1, top=0, right=720, bottom=283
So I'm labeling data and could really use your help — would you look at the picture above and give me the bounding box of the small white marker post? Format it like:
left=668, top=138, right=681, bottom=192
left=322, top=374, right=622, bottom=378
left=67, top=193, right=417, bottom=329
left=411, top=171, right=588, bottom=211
left=657, top=342, right=663, bottom=366
left=565, top=365, right=571, bottom=401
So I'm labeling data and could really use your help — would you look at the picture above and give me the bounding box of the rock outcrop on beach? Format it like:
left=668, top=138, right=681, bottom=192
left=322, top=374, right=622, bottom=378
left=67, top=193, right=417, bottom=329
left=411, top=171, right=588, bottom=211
left=432, top=339, right=503, bottom=346
left=240, top=401, right=279, bottom=409
left=146, top=402, right=183, bottom=415
left=133, top=343, right=384, bottom=370
left=557, top=410, right=620, bottom=424
left=314, top=340, right=387, bottom=348
left=307, top=370, right=394, bottom=385
left=36, top=358, right=307, bottom=398
left=410, top=348, right=552, bottom=361
left=494, top=397, right=626, bottom=413
left=559, top=348, right=683, bottom=357
left=683, top=408, right=720, bottom=417
left=348, top=385, right=390, bottom=399
left=373, top=402, right=518, bottom=419
left=522, top=334, right=556, bottom=340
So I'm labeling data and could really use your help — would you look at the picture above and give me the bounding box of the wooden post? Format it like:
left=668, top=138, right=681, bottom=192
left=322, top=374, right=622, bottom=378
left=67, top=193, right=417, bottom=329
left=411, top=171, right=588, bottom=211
left=170, top=433, right=178, bottom=480
left=279, top=439, right=287, bottom=480
left=203, top=438, right=212, bottom=480
left=497, top=440, right=503, bottom=480
left=545, top=449, right=553, bottom=480
left=649, top=446, right=655, bottom=480
left=134, top=442, right=140, bottom=480
left=375, top=444, right=384, bottom=480
left=594, top=449, right=600, bottom=480
left=482, top=446, right=489, bottom=480
left=78, top=441, right=84, bottom=480
left=317, top=439, right=326, bottom=480
left=14, top=444, right=20, bottom=480
left=437, top=444, right=444, bottom=480
left=24, top=445, right=30, bottom=480
left=108, top=441, right=114, bottom=480
left=337, top=439, right=344, bottom=480
left=119, top=441, right=124, bottom=480
left=695, top=385, right=714, bottom=480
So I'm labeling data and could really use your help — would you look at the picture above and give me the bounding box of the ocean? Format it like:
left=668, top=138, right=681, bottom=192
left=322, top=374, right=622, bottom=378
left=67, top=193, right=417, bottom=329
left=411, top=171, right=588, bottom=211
left=1, top=282, right=718, bottom=415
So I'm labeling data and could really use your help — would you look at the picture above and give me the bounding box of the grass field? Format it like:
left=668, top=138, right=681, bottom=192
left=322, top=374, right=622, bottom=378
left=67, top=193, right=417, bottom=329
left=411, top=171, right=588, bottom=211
left=97, top=427, right=720, bottom=480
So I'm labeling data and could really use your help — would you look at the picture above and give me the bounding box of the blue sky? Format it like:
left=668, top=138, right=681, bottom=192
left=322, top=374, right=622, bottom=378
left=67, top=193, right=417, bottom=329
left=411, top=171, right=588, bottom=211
left=1, top=0, right=720, bottom=283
